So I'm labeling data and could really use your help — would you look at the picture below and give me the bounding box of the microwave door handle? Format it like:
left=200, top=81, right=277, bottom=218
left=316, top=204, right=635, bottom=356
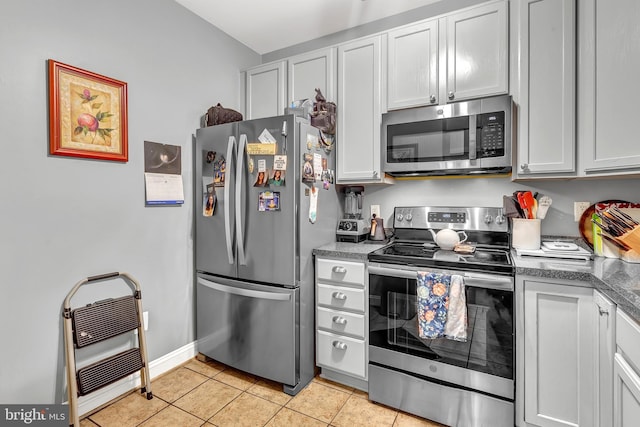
left=224, top=135, right=236, bottom=265
left=236, top=134, right=248, bottom=266
left=468, top=115, right=477, bottom=160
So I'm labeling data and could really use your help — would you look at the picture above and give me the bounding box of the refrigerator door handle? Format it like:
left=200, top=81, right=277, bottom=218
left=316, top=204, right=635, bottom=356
left=197, top=277, right=292, bottom=301
left=224, top=135, right=237, bottom=265
left=236, top=134, right=248, bottom=265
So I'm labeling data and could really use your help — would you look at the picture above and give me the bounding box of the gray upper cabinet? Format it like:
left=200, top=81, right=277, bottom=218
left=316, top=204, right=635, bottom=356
left=245, top=61, right=287, bottom=120
left=386, top=0, right=508, bottom=110
left=287, top=48, right=337, bottom=107
left=443, top=0, right=508, bottom=103
left=579, top=0, right=640, bottom=176
left=336, top=35, right=386, bottom=184
left=512, top=0, right=575, bottom=178
left=387, top=19, right=439, bottom=110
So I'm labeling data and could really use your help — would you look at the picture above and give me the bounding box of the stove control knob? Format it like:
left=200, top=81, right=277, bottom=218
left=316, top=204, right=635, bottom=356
left=405, top=213, right=413, bottom=222
left=484, top=214, right=493, bottom=224
left=495, top=214, right=506, bottom=225
left=396, top=214, right=404, bottom=222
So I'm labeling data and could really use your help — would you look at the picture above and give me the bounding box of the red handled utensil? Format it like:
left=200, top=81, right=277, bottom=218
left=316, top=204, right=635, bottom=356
left=517, top=191, right=536, bottom=219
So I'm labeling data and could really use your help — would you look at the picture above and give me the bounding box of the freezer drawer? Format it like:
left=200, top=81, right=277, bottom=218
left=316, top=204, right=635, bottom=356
left=196, top=276, right=298, bottom=386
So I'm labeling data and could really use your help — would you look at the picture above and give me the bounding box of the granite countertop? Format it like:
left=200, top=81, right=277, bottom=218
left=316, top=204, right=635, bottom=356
left=515, top=253, right=640, bottom=323
left=314, top=239, right=640, bottom=324
left=313, top=241, right=387, bottom=261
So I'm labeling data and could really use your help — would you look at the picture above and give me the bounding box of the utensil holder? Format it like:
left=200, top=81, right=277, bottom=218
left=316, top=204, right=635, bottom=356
left=618, top=226, right=640, bottom=253
left=512, top=218, right=541, bottom=250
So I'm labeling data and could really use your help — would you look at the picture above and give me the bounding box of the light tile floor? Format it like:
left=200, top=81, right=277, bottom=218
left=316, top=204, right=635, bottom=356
left=80, top=358, right=445, bottom=427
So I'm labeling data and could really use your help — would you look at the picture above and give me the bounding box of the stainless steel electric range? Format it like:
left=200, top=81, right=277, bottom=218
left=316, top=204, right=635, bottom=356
left=367, top=206, right=514, bottom=427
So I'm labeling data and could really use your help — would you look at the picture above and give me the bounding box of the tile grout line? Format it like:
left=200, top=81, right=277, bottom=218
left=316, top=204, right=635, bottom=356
left=316, top=380, right=354, bottom=426
left=132, top=395, right=172, bottom=427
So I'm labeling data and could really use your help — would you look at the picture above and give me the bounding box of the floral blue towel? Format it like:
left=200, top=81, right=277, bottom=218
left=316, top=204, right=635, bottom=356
left=417, top=272, right=451, bottom=339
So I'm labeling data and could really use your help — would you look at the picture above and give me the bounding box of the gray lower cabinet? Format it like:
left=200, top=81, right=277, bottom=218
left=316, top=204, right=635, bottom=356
left=613, top=310, right=640, bottom=427
left=516, top=277, right=596, bottom=427
left=594, top=291, right=616, bottom=427
left=315, top=257, right=368, bottom=390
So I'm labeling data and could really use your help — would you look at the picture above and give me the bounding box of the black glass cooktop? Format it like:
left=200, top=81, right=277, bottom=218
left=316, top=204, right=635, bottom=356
left=368, top=242, right=513, bottom=275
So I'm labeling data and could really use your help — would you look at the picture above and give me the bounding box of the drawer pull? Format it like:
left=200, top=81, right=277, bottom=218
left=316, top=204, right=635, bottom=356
left=332, top=292, right=347, bottom=300
left=332, top=316, right=348, bottom=325
left=332, top=340, right=348, bottom=350
left=332, top=266, right=347, bottom=274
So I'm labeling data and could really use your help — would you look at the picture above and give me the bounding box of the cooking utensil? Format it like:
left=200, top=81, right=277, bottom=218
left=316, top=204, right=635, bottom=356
left=369, top=215, right=387, bottom=241
left=454, top=242, right=476, bottom=254
left=517, top=191, right=536, bottom=219
left=536, top=196, right=552, bottom=219
left=605, top=207, right=639, bottom=230
left=612, top=207, right=640, bottom=226
left=578, top=200, right=629, bottom=249
left=598, top=232, right=632, bottom=251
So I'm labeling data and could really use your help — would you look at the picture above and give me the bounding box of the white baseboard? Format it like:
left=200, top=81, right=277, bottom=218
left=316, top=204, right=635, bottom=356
left=77, top=341, right=197, bottom=416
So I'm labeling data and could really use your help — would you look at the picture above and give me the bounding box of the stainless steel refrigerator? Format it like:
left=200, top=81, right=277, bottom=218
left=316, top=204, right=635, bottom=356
left=194, top=112, right=339, bottom=395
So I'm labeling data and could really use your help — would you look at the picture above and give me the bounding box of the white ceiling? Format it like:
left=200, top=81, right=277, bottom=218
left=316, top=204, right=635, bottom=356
left=175, top=0, right=441, bottom=55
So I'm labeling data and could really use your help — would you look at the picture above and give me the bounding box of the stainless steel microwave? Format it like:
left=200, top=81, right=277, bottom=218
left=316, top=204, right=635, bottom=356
left=382, top=95, right=514, bottom=177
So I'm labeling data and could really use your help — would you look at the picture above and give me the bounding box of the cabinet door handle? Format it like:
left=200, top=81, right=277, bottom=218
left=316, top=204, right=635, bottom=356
left=430, top=95, right=436, bottom=104
left=332, top=340, right=348, bottom=350
left=332, top=316, right=348, bottom=325
left=332, top=266, right=347, bottom=274
left=598, top=307, right=609, bottom=316
left=520, top=163, right=529, bottom=171
left=448, top=91, right=455, bottom=100
left=332, top=292, right=347, bottom=300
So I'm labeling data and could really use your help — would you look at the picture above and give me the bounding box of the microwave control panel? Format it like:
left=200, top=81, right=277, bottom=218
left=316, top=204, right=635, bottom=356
left=477, top=111, right=505, bottom=158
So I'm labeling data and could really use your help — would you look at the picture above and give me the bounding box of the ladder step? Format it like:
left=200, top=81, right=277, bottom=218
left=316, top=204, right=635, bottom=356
left=72, top=295, right=139, bottom=347
left=77, top=348, right=143, bottom=396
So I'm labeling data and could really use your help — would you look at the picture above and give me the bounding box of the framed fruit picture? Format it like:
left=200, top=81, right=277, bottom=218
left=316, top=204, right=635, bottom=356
left=48, top=60, right=128, bottom=162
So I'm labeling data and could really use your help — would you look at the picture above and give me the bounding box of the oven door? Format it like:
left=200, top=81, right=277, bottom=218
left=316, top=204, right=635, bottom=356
left=368, top=264, right=514, bottom=400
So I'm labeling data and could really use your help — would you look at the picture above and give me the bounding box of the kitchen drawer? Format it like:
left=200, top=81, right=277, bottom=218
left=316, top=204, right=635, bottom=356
left=617, top=310, right=640, bottom=373
left=317, top=306, right=365, bottom=338
left=317, top=283, right=365, bottom=312
left=316, top=258, right=365, bottom=287
left=317, top=330, right=366, bottom=378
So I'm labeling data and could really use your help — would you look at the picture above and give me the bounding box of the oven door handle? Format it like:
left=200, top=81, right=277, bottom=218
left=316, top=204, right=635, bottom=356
left=368, top=266, right=513, bottom=291
left=368, top=266, right=417, bottom=279
left=462, top=273, right=513, bottom=291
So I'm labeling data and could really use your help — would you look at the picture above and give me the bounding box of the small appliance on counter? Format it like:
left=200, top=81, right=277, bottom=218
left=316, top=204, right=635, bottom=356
left=368, top=214, right=388, bottom=241
left=336, top=186, right=370, bottom=242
